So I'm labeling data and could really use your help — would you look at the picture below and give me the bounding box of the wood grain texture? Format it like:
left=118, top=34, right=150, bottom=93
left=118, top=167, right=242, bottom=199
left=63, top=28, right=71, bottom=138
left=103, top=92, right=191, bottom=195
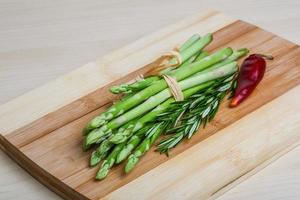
left=0, top=9, right=300, bottom=200
left=105, top=85, right=300, bottom=200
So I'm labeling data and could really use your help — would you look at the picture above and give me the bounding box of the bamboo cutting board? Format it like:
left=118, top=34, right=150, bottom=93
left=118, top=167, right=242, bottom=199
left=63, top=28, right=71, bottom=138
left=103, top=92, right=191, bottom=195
left=0, top=10, right=299, bottom=200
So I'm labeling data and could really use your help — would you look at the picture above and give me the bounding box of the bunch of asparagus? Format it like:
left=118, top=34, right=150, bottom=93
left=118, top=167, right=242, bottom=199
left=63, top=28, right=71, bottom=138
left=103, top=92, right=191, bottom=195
left=82, top=33, right=249, bottom=180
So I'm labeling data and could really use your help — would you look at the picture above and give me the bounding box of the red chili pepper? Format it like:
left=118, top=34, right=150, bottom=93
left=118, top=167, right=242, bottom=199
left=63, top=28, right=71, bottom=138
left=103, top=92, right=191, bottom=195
left=230, top=54, right=273, bottom=107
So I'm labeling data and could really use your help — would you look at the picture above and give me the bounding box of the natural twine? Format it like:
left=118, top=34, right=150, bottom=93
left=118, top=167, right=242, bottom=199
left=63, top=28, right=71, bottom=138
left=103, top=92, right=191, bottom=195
left=144, top=47, right=184, bottom=101
left=162, top=74, right=184, bottom=101
left=143, top=47, right=183, bottom=77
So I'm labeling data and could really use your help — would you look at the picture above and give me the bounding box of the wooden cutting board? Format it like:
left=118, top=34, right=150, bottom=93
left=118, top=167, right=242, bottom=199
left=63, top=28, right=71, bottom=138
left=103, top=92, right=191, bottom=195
left=0, top=10, right=299, bottom=200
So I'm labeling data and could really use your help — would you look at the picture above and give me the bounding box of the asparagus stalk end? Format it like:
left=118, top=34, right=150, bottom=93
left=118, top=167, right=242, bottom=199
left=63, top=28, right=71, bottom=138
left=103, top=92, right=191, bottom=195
left=237, top=48, right=249, bottom=54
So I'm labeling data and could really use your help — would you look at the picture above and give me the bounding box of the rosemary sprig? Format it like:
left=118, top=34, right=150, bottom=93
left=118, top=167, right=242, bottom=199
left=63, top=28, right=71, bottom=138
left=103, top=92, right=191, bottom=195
left=156, top=73, right=237, bottom=154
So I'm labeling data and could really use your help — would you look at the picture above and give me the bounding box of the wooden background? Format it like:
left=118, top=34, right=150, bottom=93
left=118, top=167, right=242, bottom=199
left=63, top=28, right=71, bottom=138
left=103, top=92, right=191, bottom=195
left=0, top=0, right=299, bottom=199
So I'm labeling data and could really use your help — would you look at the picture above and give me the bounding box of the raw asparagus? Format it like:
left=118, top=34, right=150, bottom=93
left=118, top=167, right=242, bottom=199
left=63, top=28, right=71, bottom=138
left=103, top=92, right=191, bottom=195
left=90, top=140, right=114, bottom=167
left=193, top=50, right=209, bottom=62
left=202, top=48, right=249, bottom=72
left=109, top=81, right=214, bottom=144
left=83, top=34, right=216, bottom=133
left=158, top=33, right=213, bottom=74
left=115, top=124, right=153, bottom=163
left=85, top=60, right=237, bottom=146
left=89, top=119, right=140, bottom=163
left=96, top=142, right=126, bottom=180
left=109, top=34, right=201, bottom=94
left=110, top=49, right=209, bottom=95
left=110, top=76, right=160, bottom=94
left=108, top=48, right=247, bottom=145
left=125, top=123, right=164, bottom=173
left=179, top=34, right=201, bottom=52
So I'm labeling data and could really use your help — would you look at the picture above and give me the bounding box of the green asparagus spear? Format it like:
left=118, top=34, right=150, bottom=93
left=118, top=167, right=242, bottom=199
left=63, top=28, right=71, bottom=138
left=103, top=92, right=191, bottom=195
left=158, top=33, right=212, bottom=75
left=109, top=50, right=205, bottom=95
left=84, top=58, right=237, bottom=146
left=111, top=49, right=209, bottom=95
left=110, top=76, right=160, bottom=94
left=96, top=142, right=126, bottom=180
left=194, top=51, right=209, bottom=61
left=115, top=124, right=153, bottom=163
left=109, top=34, right=201, bottom=94
left=125, top=123, right=163, bottom=173
left=115, top=135, right=142, bottom=164
left=155, top=33, right=203, bottom=75
left=90, top=140, right=114, bottom=167
left=202, top=48, right=248, bottom=72
left=83, top=34, right=216, bottom=132
left=107, top=49, right=247, bottom=145
left=109, top=81, right=214, bottom=144
left=179, top=34, right=201, bottom=52
left=165, top=50, right=208, bottom=74
left=187, top=48, right=248, bottom=79
left=89, top=120, right=139, bottom=163
left=162, top=50, right=209, bottom=76
left=82, top=130, right=111, bottom=151
left=85, top=60, right=237, bottom=147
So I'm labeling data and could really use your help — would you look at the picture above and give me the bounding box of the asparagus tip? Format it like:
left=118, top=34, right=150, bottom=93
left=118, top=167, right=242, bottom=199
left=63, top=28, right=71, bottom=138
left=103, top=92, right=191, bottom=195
left=116, top=149, right=129, bottom=164
left=96, top=164, right=110, bottom=180
left=110, top=85, right=131, bottom=94
left=90, top=151, right=101, bottom=167
left=109, top=133, right=126, bottom=144
left=125, top=155, right=139, bottom=173
left=109, top=85, right=122, bottom=94
left=86, top=128, right=110, bottom=147
left=90, top=116, right=107, bottom=128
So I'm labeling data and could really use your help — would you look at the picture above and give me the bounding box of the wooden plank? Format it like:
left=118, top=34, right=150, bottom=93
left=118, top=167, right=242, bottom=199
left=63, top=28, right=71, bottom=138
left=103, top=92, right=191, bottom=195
left=104, top=85, right=300, bottom=200
left=210, top=139, right=300, bottom=200
left=0, top=10, right=299, bottom=200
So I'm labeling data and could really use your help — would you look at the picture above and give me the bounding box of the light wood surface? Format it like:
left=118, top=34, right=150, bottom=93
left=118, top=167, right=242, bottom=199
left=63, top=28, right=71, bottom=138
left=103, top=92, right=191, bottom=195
left=105, top=85, right=300, bottom=200
left=1, top=2, right=299, bottom=200
left=1, top=11, right=300, bottom=200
